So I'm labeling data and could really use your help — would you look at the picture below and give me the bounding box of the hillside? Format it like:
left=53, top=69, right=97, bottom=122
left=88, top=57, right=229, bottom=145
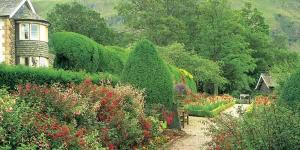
left=32, top=0, right=300, bottom=51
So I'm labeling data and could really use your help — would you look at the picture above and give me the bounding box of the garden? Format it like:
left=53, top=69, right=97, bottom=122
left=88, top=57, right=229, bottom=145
left=1, top=0, right=300, bottom=149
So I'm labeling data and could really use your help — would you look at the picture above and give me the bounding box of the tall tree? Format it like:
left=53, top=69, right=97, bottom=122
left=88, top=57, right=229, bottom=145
left=116, top=0, right=198, bottom=46
left=192, top=0, right=256, bottom=95
left=47, top=2, right=115, bottom=45
left=239, top=3, right=273, bottom=78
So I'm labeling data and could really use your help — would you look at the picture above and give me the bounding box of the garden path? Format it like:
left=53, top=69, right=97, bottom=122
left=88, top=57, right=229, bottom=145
left=167, top=104, right=250, bottom=150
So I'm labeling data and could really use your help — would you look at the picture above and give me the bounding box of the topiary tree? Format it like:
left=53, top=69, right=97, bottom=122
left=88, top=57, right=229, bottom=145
left=99, top=46, right=129, bottom=75
left=280, top=67, right=300, bottom=109
left=50, top=32, right=102, bottom=73
left=121, top=39, right=180, bottom=129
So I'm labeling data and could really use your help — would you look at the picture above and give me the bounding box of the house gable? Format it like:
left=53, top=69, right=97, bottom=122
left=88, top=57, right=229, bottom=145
left=12, top=1, right=45, bottom=22
left=0, top=0, right=35, bottom=17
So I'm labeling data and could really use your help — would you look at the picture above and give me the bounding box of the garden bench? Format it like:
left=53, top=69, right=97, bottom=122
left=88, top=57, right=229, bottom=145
left=179, top=109, right=189, bottom=128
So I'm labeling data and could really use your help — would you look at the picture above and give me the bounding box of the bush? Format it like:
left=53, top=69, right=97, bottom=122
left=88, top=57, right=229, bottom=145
left=168, top=65, right=197, bottom=93
left=280, top=67, right=300, bottom=108
left=208, top=104, right=300, bottom=149
left=99, top=46, right=129, bottom=75
left=121, top=39, right=180, bottom=129
left=0, top=80, right=162, bottom=149
left=0, top=64, right=119, bottom=90
left=50, top=32, right=102, bottom=72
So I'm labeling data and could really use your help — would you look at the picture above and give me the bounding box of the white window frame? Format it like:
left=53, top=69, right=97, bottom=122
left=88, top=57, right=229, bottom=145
left=20, top=24, right=30, bottom=40
left=19, top=23, right=40, bottom=41
left=30, top=24, right=40, bottom=40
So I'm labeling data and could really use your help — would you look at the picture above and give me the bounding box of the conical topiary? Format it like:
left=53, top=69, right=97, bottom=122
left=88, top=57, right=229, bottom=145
left=121, top=39, right=180, bottom=129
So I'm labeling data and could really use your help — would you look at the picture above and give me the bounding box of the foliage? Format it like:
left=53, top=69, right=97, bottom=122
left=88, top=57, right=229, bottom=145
left=280, top=67, right=300, bottom=108
left=193, top=0, right=256, bottom=95
left=159, top=43, right=226, bottom=93
left=50, top=32, right=102, bottom=72
left=270, top=51, right=300, bottom=86
left=0, top=64, right=119, bottom=91
left=121, top=39, right=180, bottom=129
left=208, top=104, right=300, bottom=149
left=0, top=80, right=163, bottom=149
left=184, top=95, right=235, bottom=117
left=168, top=65, right=197, bottom=93
left=116, top=0, right=199, bottom=46
left=100, top=46, right=129, bottom=75
left=47, top=2, right=115, bottom=45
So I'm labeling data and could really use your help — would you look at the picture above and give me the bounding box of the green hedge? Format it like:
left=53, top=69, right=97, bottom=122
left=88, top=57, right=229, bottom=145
left=100, top=46, right=129, bottom=75
left=185, top=101, right=235, bottom=117
left=121, top=39, right=181, bottom=129
left=50, top=32, right=102, bottom=73
left=0, top=64, right=119, bottom=90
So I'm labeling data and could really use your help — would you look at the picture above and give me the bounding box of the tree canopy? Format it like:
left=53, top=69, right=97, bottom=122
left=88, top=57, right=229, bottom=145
left=47, top=2, right=115, bottom=45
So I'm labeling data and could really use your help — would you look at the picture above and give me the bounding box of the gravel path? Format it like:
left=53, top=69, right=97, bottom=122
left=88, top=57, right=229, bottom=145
left=167, top=104, right=250, bottom=150
left=167, top=117, right=212, bottom=150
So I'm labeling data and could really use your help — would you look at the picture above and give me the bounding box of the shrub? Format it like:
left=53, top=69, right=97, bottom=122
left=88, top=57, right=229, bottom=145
left=121, top=39, right=180, bottom=129
left=50, top=32, right=102, bottom=72
left=208, top=104, right=300, bottom=149
left=99, top=46, right=129, bottom=75
left=168, top=65, right=197, bottom=93
left=0, top=64, right=119, bottom=90
left=0, top=80, right=162, bottom=149
left=280, top=67, right=300, bottom=108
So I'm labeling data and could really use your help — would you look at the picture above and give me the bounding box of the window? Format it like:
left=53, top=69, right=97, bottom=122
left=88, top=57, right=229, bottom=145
left=30, top=24, right=39, bottom=40
left=20, top=24, right=30, bottom=40
left=20, top=23, right=40, bottom=40
left=25, top=57, right=29, bottom=66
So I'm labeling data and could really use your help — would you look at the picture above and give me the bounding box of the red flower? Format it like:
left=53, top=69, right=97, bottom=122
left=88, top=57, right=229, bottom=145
left=107, top=92, right=114, bottom=98
left=17, top=84, right=23, bottom=94
left=25, top=83, right=31, bottom=92
left=108, top=144, right=115, bottom=150
left=143, top=130, right=151, bottom=139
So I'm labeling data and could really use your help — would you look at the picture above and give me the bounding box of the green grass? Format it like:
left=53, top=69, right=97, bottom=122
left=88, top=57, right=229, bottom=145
left=185, top=101, right=235, bottom=117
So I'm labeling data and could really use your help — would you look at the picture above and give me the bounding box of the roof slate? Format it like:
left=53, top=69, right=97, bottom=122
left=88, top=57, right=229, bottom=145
left=12, top=2, right=48, bottom=22
left=0, top=0, right=24, bottom=16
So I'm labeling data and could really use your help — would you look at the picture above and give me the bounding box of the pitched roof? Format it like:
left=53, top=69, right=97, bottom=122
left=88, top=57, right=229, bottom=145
left=0, top=0, right=35, bottom=17
left=255, top=73, right=276, bottom=90
left=0, top=0, right=48, bottom=23
left=0, top=0, right=25, bottom=16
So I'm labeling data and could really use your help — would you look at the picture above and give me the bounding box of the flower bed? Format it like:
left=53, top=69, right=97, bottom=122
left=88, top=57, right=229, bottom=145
left=185, top=101, right=235, bottom=117
left=0, top=79, right=167, bottom=149
left=183, top=94, right=235, bottom=117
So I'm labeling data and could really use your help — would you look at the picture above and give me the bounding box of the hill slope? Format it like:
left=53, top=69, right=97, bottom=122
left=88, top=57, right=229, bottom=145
left=32, top=0, right=300, bottom=51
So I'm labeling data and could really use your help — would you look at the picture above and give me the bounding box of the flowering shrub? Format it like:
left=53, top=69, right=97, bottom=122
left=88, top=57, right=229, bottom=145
left=254, top=96, right=273, bottom=105
left=208, top=104, right=300, bottom=150
left=0, top=80, right=163, bottom=149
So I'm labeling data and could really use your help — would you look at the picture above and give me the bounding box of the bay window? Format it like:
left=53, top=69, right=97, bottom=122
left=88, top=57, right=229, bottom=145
left=19, top=23, right=40, bottom=40
left=30, top=24, right=40, bottom=40
left=20, top=24, right=30, bottom=40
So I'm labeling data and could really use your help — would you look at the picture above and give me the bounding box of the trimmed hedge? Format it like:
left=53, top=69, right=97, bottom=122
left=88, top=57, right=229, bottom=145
left=121, top=39, right=180, bottom=129
left=121, top=39, right=174, bottom=108
left=50, top=32, right=102, bottom=73
left=280, top=67, right=300, bottom=108
left=100, top=46, right=129, bottom=75
left=185, top=101, right=235, bottom=117
left=0, top=64, right=119, bottom=90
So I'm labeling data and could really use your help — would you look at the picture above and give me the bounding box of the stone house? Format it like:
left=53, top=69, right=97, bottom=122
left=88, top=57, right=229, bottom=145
left=0, top=0, right=50, bottom=67
left=255, top=73, right=276, bottom=94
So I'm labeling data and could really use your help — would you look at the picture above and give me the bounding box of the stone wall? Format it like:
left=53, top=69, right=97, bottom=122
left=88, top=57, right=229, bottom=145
left=0, top=18, right=5, bottom=63
left=3, top=19, right=16, bottom=65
